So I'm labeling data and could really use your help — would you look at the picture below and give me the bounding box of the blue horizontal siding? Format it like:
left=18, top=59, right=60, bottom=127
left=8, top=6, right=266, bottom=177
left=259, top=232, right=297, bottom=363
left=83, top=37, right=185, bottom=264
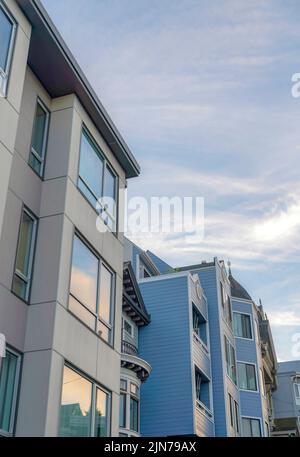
left=139, top=276, right=194, bottom=436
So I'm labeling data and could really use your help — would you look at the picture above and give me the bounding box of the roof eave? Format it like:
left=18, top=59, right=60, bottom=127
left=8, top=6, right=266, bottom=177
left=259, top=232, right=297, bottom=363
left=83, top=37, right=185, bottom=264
left=16, top=0, right=140, bottom=178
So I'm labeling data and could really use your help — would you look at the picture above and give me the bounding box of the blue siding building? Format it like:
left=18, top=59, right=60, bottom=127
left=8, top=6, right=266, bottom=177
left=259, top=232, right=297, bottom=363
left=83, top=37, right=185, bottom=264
left=123, top=238, right=277, bottom=437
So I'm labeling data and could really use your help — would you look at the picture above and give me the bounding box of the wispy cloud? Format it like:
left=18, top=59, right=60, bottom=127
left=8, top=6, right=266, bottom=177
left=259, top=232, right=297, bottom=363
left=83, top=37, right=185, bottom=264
left=42, top=0, right=300, bottom=361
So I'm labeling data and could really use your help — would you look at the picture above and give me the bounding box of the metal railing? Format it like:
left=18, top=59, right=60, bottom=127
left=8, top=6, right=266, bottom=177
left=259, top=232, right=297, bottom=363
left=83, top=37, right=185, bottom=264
left=122, top=340, right=138, bottom=356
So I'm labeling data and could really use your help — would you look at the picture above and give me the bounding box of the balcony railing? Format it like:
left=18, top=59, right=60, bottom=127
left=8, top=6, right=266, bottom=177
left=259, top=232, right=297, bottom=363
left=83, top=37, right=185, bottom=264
left=122, top=340, right=138, bottom=356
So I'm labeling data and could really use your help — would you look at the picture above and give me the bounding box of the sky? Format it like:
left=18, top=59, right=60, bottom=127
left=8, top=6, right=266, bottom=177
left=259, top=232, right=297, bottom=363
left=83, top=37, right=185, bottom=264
left=42, top=0, right=300, bottom=361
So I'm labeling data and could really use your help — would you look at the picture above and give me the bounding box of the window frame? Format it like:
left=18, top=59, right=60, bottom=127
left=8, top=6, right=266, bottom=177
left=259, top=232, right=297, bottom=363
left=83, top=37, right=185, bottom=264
left=233, top=311, right=253, bottom=340
left=11, top=206, right=38, bottom=303
left=77, top=126, right=119, bottom=233
left=0, top=2, right=17, bottom=97
left=0, top=347, right=21, bottom=437
left=192, top=303, right=208, bottom=348
left=29, top=97, right=50, bottom=178
left=241, top=416, right=262, bottom=437
left=68, top=231, right=116, bottom=346
left=129, top=396, right=139, bottom=433
left=123, top=319, right=133, bottom=338
left=237, top=361, right=258, bottom=392
left=294, top=381, right=300, bottom=405
left=59, top=363, right=111, bottom=437
left=224, top=336, right=237, bottom=385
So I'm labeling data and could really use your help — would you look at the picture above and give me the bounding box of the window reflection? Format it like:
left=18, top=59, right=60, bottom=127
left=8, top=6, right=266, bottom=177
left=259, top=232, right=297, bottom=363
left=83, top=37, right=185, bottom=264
left=70, top=236, right=98, bottom=314
left=59, top=366, right=92, bottom=437
left=95, top=388, right=109, bottom=437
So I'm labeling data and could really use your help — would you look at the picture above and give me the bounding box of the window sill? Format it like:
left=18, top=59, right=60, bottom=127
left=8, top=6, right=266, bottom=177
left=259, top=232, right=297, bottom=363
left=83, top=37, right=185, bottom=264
left=195, top=400, right=214, bottom=422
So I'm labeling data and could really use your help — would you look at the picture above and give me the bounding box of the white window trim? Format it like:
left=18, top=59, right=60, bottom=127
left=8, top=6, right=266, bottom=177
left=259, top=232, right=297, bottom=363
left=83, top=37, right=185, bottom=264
left=233, top=311, right=254, bottom=340
left=237, top=360, right=259, bottom=393
left=0, top=348, right=21, bottom=437
left=0, top=2, right=17, bottom=97
left=29, top=98, right=50, bottom=177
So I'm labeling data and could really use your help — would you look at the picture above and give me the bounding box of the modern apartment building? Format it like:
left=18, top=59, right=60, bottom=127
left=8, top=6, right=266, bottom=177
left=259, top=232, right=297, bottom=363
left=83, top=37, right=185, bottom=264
left=124, top=238, right=277, bottom=437
left=0, top=0, right=140, bottom=437
left=272, top=360, right=300, bottom=437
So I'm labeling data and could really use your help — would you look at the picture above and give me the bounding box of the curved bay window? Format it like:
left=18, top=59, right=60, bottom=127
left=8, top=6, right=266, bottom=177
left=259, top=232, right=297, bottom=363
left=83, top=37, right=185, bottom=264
left=119, top=378, right=140, bottom=436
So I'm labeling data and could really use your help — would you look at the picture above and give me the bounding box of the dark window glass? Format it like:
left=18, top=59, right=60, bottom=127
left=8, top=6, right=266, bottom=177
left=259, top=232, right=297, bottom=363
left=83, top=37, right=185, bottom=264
left=119, top=393, right=126, bottom=428
left=130, top=397, right=139, bottom=432
left=12, top=209, right=37, bottom=301
left=0, top=350, right=19, bottom=434
left=29, top=101, right=49, bottom=176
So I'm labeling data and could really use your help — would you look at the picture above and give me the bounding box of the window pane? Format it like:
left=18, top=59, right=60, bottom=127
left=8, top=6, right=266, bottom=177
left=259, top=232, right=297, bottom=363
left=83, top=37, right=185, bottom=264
left=12, top=275, right=27, bottom=301
left=0, top=7, right=13, bottom=72
left=98, top=321, right=110, bottom=342
left=130, top=397, right=139, bottom=432
left=233, top=313, right=242, bottom=337
left=95, top=388, right=109, bottom=437
left=29, top=153, right=42, bottom=175
left=238, top=363, right=247, bottom=390
left=242, top=418, right=252, bottom=437
left=70, top=236, right=98, bottom=313
left=242, top=315, right=252, bottom=339
left=0, top=351, right=18, bottom=433
left=79, top=131, right=103, bottom=207
left=59, top=366, right=92, bottom=437
left=31, top=103, right=48, bottom=158
left=15, top=211, right=35, bottom=277
left=99, top=264, right=113, bottom=323
left=251, top=419, right=261, bottom=437
left=247, top=364, right=257, bottom=391
left=119, top=393, right=126, bottom=428
left=120, top=379, right=127, bottom=391
left=104, top=166, right=116, bottom=215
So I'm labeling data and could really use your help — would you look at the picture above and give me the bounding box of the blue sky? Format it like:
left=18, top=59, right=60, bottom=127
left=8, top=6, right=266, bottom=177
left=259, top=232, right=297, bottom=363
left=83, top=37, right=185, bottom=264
left=42, top=0, right=300, bottom=361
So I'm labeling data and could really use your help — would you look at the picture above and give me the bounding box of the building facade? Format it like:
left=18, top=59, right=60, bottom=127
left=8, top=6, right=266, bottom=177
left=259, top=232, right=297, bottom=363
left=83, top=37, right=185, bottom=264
left=125, top=239, right=277, bottom=437
left=272, top=361, right=300, bottom=436
left=0, top=0, right=139, bottom=437
left=229, top=273, right=277, bottom=437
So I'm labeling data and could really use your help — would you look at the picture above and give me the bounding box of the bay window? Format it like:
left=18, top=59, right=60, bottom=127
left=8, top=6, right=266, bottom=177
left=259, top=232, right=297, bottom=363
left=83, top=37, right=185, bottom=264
left=119, top=378, right=140, bottom=434
left=237, top=362, right=257, bottom=391
left=59, top=365, right=111, bottom=437
left=12, top=208, right=38, bottom=302
left=78, top=128, right=118, bottom=232
left=69, top=233, right=115, bottom=344
left=0, top=3, right=16, bottom=96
